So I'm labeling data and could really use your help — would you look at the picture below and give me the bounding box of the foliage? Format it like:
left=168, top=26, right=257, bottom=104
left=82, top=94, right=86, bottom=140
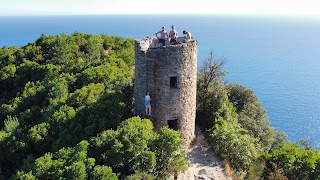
left=270, top=130, right=288, bottom=151
left=264, top=142, right=320, bottom=180
left=208, top=115, right=260, bottom=174
left=27, top=122, right=50, bottom=155
left=4, top=116, right=20, bottom=133
left=91, top=117, right=186, bottom=179
left=2, top=32, right=319, bottom=180
left=91, top=117, right=155, bottom=175
left=126, top=171, right=155, bottom=180
left=0, top=33, right=135, bottom=178
left=90, top=165, right=118, bottom=180
left=196, top=51, right=229, bottom=129
left=245, top=157, right=266, bottom=180
left=196, top=51, right=281, bottom=178
left=266, top=162, right=288, bottom=180
left=9, top=116, right=185, bottom=180
left=12, top=140, right=116, bottom=180
left=151, top=127, right=187, bottom=179
left=227, top=84, right=276, bottom=151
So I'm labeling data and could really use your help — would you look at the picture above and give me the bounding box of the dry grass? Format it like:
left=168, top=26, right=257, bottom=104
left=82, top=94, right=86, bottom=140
left=224, top=160, right=232, bottom=176
left=224, top=160, right=240, bottom=180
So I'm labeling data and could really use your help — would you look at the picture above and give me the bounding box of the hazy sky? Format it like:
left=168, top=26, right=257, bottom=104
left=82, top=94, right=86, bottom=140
left=1, top=0, right=319, bottom=16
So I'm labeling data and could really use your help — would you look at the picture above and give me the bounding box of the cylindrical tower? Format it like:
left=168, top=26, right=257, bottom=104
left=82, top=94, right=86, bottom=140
left=134, top=37, right=197, bottom=144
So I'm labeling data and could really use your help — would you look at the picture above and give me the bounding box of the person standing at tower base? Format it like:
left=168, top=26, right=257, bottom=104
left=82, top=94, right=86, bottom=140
left=144, top=92, right=152, bottom=115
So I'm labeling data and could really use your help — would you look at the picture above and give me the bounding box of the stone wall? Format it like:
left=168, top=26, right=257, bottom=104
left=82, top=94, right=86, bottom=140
left=134, top=37, right=197, bottom=144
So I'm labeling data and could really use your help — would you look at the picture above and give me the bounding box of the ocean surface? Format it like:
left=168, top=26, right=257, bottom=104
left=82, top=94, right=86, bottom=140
left=1, top=15, right=320, bottom=148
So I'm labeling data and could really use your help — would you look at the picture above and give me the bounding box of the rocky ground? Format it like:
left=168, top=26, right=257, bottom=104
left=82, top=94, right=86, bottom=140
left=177, top=128, right=232, bottom=180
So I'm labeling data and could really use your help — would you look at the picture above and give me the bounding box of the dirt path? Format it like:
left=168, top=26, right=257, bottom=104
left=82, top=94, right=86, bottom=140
left=177, top=128, right=232, bottom=180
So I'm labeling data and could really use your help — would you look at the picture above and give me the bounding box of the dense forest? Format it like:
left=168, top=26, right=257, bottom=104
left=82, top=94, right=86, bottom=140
left=0, top=33, right=319, bottom=179
left=0, top=33, right=185, bottom=179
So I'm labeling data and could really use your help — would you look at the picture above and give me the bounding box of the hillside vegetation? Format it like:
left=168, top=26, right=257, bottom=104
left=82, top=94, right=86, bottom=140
left=0, top=33, right=319, bottom=179
left=196, top=52, right=320, bottom=179
left=0, top=33, right=185, bottom=179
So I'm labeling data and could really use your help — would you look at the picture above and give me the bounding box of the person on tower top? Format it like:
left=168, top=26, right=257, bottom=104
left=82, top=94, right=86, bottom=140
left=155, top=26, right=168, bottom=47
left=183, top=30, right=192, bottom=42
left=169, top=25, right=179, bottom=45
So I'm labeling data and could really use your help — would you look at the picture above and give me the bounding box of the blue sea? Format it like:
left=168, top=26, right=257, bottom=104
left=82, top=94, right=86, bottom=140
left=1, top=15, right=320, bottom=148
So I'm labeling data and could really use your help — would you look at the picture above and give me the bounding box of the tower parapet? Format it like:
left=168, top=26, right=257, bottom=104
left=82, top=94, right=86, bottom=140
left=134, top=37, right=197, bottom=144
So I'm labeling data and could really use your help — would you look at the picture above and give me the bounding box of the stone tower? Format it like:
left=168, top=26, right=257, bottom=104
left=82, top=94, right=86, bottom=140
left=134, top=37, right=197, bottom=144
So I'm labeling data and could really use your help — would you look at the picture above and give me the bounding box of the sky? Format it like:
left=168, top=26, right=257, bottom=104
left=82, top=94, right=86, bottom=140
left=0, top=0, right=319, bottom=16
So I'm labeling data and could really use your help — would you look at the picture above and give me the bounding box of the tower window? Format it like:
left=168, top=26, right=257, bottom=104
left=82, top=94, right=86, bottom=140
left=168, top=119, right=179, bottom=130
left=170, top=76, right=177, bottom=88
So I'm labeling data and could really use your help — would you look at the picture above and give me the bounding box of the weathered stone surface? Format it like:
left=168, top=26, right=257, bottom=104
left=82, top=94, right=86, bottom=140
left=134, top=37, right=197, bottom=144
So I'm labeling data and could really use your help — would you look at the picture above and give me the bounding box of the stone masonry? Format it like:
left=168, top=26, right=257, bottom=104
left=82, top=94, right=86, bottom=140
left=134, top=37, right=197, bottom=144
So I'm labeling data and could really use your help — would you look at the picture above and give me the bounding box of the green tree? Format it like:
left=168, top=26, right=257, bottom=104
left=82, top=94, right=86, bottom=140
left=12, top=171, right=36, bottom=180
left=84, top=35, right=102, bottom=63
left=151, top=127, right=187, bottom=179
left=264, top=142, right=320, bottom=180
left=227, top=84, right=276, bottom=151
left=196, top=51, right=229, bottom=129
left=126, top=171, right=154, bottom=180
left=68, top=83, right=105, bottom=109
left=23, top=42, right=43, bottom=62
left=91, top=117, right=155, bottom=176
left=27, top=122, right=50, bottom=155
left=208, top=115, right=260, bottom=176
left=266, top=162, right=288, bottom=180
left=0, top=116, right=31, bottom=178
left=91, top=117, right=186, bottom=179
left=51, top=34, right=74, bottom=66
left=12, top=140, right=104, bottom=180
left=4, top=115, right=20, bottom=133
left=0, top=46, right=19, bottom=67
left=0, top=64, right=16, bottom=81
left=90, top=165, right=118, bottom=180
left=0, top=33, right=135, bottom=178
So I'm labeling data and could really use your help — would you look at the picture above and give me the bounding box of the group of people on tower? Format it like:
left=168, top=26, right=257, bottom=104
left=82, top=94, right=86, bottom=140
left=155, top=25, right=192, bottom=46
left=145, top=26, right=192, bottom=115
